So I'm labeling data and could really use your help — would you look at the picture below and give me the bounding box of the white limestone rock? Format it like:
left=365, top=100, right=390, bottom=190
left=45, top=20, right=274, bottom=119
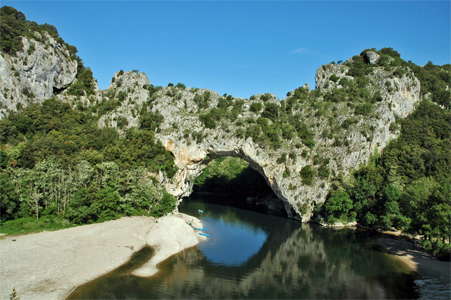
left=363, top=50, right=381, bottom=64
left=315, top=63, right=352, bottom=90
left=0, top=33, right=77, bottom=118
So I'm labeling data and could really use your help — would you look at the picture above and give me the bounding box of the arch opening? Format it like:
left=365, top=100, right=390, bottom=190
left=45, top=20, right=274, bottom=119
left=183, top=156, right=290, bottom=218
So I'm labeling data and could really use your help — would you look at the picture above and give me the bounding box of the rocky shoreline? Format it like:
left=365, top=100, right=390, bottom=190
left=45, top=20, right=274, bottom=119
left=0, top=214, right=205, bottom=300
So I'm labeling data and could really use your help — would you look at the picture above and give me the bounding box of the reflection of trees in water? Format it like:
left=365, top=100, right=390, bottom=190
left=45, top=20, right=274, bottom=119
left=69, top=223, right=417, bottom=299
left=163, top=225, right=392, bottom=299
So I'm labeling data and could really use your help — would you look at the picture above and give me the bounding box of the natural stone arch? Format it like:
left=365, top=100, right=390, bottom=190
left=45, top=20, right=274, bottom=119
left=153, top=77, right=419, bottom=221
left=94, top=55, right=420, bottom=222
left=168, top=147, right=298, bottom=219
left=159, top=133, right=325, bottom=222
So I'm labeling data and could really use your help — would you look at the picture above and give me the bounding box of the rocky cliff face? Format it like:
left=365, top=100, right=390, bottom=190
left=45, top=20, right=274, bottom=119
left=95, top=60, right=420, bottom=221
left=0, top=33, right=78, bottom=118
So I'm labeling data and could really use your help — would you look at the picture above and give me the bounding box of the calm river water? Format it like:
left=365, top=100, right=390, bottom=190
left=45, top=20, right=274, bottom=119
left=68, top=197, right=422, bottom=299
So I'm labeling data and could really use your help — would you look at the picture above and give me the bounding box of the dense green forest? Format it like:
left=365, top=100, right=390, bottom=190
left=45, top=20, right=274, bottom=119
left=193, top=157, right=271, bottom=197
left=0, top=6, right=177, bottom=234
left=0, top=98, right=177, bottom=233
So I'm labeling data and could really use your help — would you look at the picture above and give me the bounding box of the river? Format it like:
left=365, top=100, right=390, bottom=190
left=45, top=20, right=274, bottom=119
left=68, top=196, right=426, bottom=299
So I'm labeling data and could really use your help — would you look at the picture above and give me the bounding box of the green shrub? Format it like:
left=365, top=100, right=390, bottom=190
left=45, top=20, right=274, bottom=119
left=276, top=153, right=287, bottom=164
left=341, top=117, right=358, bottom=129
left=379, top=48, right=401, bottom=59
left=139, top=109, right=163, bottom=131
left=323, top=190, right=355, bottom=223
left=355, top=103, right=373, bottom=115
left=193, top=91, right=211, bottom=109
left=260, top=93, right=273, bottom=101
left=0, top=151, right=8, bottom=168
left=318, top=164, right=330, bottom=179
left=300, top=165, right=315, bottom=185
left=176, top=83, right=186, bottom=89
left=66, top=59, right=95, bottom=96
left=250, top=102, right=263, bottom=113
left=116, top=116, right=128, bottom=129
left=329, top=74, right=340, bottom=82
left=346, top=55, right=372, bottom=77
left=283, top=168, right=290, bottom=178
left=199, top=112, right=217, bottom=129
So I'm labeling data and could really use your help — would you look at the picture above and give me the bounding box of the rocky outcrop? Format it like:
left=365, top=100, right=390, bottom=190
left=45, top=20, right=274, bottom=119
left=315, top=63, right=352, bottom=90
left=363, top=50, right=380, bottom=64
left=0, top=33, right=78, bottom=118
left=97, top=70, right=150, bottom=129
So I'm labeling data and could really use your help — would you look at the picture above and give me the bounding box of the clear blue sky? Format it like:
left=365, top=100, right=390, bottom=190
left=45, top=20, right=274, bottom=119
left=3, top=0, right=450, bottom=98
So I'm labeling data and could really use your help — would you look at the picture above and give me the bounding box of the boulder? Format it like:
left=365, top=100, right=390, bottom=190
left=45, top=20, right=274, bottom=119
left=363, top=50, right=380, bottom=64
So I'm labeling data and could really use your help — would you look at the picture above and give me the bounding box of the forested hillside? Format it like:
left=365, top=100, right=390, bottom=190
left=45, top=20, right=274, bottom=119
left=318, top=61, right=450, bottom=257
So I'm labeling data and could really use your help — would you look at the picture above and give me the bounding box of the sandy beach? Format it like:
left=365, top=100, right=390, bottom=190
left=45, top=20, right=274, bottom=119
left=0, top=213, right=204, bottom=300
left=376, top=235, right=450, bottom=283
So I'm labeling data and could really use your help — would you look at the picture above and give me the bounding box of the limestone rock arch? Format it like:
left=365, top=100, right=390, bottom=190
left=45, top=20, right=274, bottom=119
left=94, top=61, right=421, bottom=222
left=162, top=141, right=299, bottom=219
left=156, top=78, right=419, bottom=221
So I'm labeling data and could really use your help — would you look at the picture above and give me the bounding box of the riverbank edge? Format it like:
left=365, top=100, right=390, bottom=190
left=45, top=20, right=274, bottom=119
left=0, top=213, right=205, bottom=300
left=315, top=221, right=450, bottom=282
left=373, top=232, right=450, bottom=281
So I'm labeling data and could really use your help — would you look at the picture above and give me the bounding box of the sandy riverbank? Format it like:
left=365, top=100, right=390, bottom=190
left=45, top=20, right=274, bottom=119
left=376, top=235, right=450, bottom=283
left=0, top=213, right=204, bottom=300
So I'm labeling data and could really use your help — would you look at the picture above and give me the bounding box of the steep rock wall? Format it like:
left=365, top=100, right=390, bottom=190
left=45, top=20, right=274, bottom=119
left=0, top=32, right=78, bottom=118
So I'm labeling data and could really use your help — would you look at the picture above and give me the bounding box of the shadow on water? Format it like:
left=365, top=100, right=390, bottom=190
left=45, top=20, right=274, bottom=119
left=68, top=199, right=420, bottom=300
left=67, top=246, right=154, bottom=299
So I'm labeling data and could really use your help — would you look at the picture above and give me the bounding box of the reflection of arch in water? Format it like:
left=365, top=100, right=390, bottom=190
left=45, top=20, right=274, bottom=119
left=179, top=200, right=302, bottom=273
left=198, top=213, right=300, bottom=276
left=66, top=216, right=299, bottom=300
left=166, top=225, right=417, bottom=300
left=68, top=220, right=418, bottom=300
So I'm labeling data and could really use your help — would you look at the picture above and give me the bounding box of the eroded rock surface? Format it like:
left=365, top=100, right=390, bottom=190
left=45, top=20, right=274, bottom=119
left=0, top=33, right=78, bottom=118
left=364, top=50, right=381, bottom=64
